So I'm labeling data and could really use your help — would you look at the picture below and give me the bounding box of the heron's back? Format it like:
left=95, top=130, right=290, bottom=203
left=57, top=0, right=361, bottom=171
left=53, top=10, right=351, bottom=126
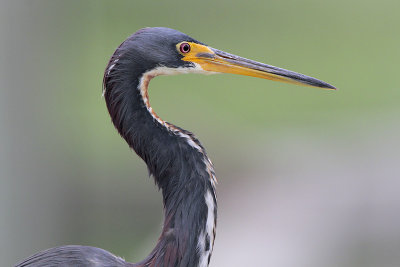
left=15, top=245, right=129, bottom=267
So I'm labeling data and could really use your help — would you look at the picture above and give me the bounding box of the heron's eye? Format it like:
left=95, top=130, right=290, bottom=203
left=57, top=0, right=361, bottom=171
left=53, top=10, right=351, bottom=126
left=179, top=43, right=191, bottom=53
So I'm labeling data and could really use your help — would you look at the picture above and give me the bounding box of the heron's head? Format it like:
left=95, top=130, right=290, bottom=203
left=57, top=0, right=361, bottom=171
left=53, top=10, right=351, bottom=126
left=105, top=27, right=335, bottom=89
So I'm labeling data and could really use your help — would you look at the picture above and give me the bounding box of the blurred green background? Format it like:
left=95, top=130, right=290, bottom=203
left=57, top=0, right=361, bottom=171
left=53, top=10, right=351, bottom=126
left=1, top=0, right=400, bottom=266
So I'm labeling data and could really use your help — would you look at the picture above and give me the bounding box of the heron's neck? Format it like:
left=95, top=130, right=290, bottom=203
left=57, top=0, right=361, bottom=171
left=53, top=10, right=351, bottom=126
left=104, top=69, right=217, bottom=267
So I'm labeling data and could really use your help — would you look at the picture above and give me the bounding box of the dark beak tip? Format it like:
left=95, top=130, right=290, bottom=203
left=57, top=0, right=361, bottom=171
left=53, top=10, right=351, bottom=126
left=315, top=81, right=336, bottom=90
left=322, top=85, right=337, bottom=90
left=325, top=84, right=337, bottom=90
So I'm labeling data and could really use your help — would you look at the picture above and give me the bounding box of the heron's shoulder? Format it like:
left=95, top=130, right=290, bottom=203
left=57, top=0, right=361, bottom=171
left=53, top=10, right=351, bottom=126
left=15, top=245, right=128, bottom=267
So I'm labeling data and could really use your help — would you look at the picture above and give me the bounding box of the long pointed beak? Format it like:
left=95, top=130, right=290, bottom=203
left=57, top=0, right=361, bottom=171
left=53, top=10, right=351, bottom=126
left=180, top=42, right=336, bottom=90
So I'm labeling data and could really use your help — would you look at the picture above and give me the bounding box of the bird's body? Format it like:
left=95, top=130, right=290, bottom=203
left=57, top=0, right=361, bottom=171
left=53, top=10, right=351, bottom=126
left=15, top=246, right=127, bottom=267
left=16, top=27, right=334, bottom=267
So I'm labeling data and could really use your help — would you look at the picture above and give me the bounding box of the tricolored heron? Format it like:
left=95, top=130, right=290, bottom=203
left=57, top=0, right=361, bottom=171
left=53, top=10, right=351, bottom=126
left=16, top=27, right=335, bottom=267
